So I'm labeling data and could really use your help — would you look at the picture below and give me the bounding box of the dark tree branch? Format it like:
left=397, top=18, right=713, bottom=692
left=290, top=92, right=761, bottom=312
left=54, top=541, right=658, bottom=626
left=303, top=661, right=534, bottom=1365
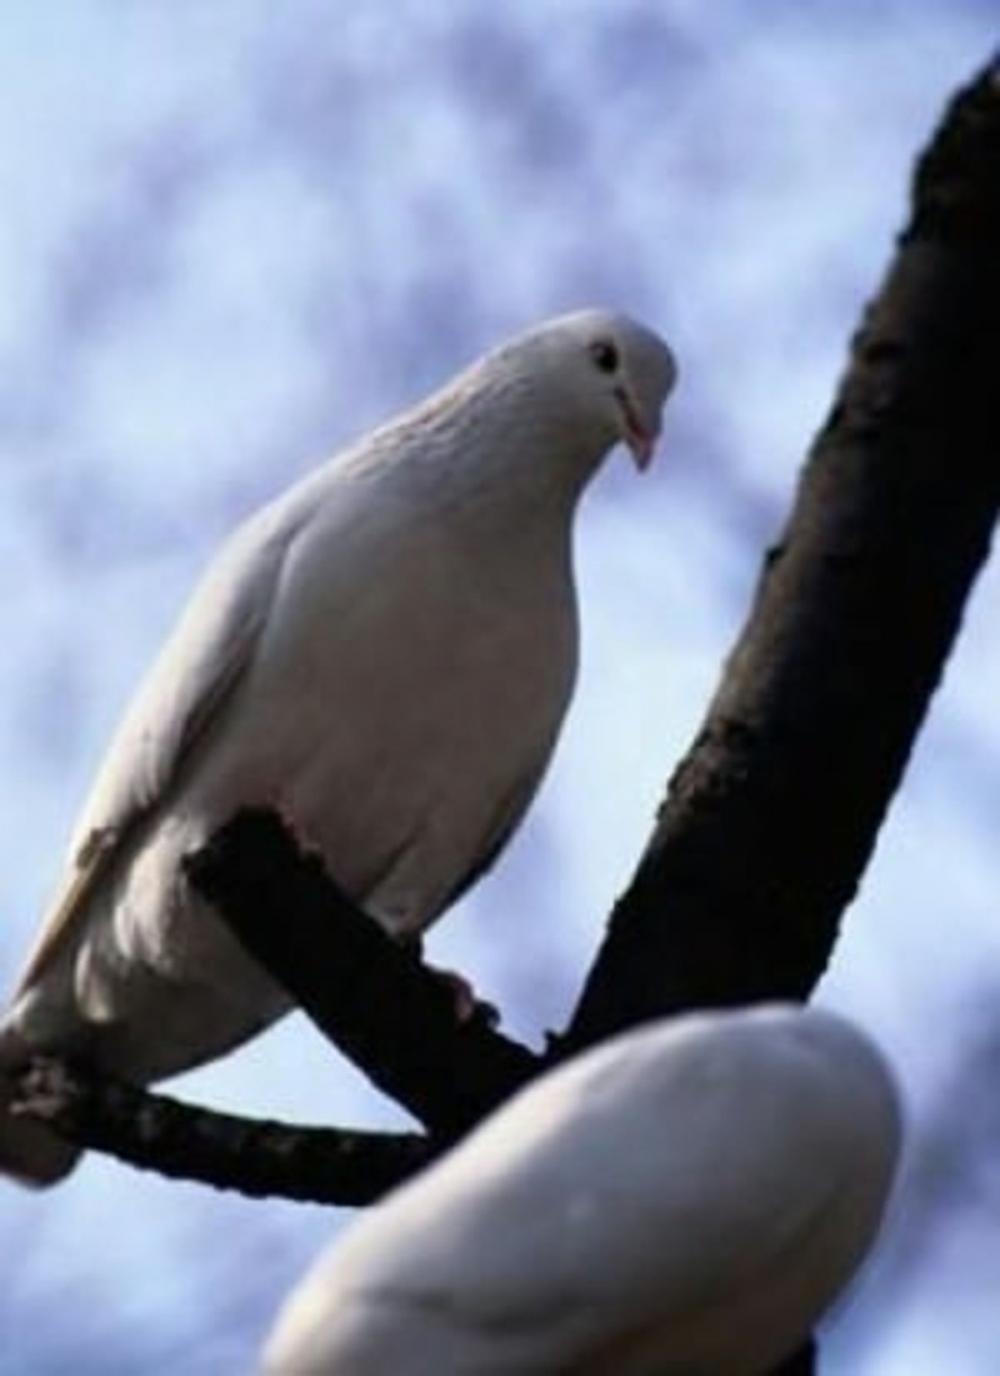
left=11, top=1056, right=432, bottom=1205
left=569, top=62, right=1000, bottom=1376
left=565, top=56, right=1000, bottom=1049
left=184, top=809, right=540, bottom=1139
left=8, top=812, right=542, bottom=1205
left=774, top=1338, right=816, bottom=1376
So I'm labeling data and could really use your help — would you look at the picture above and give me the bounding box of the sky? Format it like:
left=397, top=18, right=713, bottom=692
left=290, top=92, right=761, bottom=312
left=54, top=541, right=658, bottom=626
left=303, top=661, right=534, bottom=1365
left=1, top=3, right=999, bottom=1372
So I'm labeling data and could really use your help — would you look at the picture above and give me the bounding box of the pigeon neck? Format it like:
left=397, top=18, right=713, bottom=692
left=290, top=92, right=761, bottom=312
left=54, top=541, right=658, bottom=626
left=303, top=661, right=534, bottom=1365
left=412, top=372, right=616, bottom=516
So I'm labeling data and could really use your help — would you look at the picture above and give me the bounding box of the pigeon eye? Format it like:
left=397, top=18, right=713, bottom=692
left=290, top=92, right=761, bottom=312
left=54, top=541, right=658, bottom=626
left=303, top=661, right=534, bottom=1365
left=589, top=340, right=619, bottom=374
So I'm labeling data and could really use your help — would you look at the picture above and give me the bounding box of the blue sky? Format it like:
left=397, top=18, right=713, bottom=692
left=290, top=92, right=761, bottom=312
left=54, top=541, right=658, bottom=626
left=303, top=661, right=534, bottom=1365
left=2, top=4, right=999, bottom=1371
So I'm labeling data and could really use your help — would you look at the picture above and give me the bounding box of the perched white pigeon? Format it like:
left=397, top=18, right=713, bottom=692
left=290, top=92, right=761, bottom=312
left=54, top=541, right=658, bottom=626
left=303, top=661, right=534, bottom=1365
left=0, top=309, right=676, bottom=1186
left=262, top=1004, right=901, bottom=1376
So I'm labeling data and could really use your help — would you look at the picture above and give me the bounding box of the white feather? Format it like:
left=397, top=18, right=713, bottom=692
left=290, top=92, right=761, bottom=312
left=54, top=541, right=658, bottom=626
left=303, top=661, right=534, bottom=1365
left=0, top=308, right=676, bottom=1184
left=263, top=1005, right=901, bottom=1376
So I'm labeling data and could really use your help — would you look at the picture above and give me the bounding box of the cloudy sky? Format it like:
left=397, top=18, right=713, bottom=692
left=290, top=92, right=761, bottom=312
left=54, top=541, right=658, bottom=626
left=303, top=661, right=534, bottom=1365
left=1, top=3, right=999, bottom=1372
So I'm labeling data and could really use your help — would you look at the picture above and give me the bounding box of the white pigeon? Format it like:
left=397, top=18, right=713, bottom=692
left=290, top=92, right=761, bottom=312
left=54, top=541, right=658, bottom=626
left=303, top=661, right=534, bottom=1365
left=0, top=309, right=676, bottom=1186
left=262, top=1004, right=901, bottom=1376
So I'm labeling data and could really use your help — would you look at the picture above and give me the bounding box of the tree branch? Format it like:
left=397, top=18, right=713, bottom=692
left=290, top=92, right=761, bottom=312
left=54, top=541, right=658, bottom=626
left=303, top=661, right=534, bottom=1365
left=568, top=61, right=1000, bottom=1376
left=565, top=56, right=1000, bottom=1049
left=184, top=809, right=541, bottom=1139
left=11, top=1056, right=432, bottom=1205
left=9, top=811, right=541, bottom=1204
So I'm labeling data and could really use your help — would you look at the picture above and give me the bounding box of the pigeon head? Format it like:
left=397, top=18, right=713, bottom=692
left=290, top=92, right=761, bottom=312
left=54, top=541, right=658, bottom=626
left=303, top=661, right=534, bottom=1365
left=497, top=309, right=677, bottom=472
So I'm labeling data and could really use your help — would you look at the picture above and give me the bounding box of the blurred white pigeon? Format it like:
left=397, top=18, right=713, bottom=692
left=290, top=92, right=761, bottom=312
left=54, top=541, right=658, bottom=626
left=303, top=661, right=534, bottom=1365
left=0, top=309, right=676, bottom=1186
left=262, top=1004, right=901, bottom=1376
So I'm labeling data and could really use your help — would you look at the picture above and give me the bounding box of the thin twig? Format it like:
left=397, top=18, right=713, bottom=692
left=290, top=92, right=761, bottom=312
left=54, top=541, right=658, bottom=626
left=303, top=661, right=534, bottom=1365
left=11, top=1057, right=433, bottom=1205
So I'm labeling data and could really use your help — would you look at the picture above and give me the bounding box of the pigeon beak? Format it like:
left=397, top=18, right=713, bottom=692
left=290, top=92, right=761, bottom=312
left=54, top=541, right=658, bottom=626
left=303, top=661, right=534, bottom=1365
left=614, top=386, right=658, bottom=471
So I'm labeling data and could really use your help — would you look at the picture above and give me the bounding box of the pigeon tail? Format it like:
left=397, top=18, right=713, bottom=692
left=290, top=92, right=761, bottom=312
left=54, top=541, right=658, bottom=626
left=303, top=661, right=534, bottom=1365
left=0, top=1024, right=80, bottom=1187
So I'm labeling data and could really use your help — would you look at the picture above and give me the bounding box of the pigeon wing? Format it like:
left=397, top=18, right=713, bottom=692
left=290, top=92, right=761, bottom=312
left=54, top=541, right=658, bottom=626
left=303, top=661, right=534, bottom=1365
left=14, top=504, right=304, bottom=994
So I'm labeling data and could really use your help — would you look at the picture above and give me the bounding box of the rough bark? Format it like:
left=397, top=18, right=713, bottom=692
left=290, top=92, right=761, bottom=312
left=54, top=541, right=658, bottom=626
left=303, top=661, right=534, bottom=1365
left=12, top=1057, right=431, bottom=1205
left=566, top=57, right=1000, bottom=1047
left=185, top=809, right=540, bottom=1138
left=12, top=812, right=540, bottom=1205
